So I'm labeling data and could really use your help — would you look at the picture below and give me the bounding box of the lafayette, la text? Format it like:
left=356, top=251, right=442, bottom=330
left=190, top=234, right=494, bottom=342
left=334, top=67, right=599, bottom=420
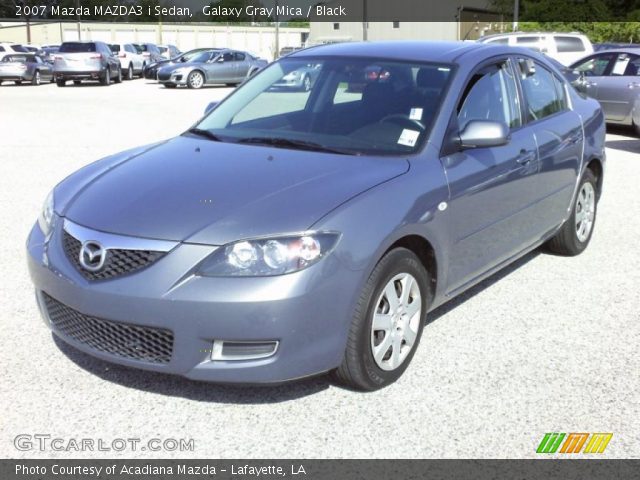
left=40, top=4, right=346, bottom=19
left=16, top=463, right=307, bottom=477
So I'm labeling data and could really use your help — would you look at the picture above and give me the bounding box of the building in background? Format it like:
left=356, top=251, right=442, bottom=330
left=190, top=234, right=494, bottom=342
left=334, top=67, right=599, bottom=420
left=0, top=21, right=309, bottom=61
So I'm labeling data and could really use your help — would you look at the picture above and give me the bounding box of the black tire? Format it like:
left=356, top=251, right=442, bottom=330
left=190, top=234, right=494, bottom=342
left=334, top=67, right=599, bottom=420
left=139, top=63, right=146, bottom=78
left=100, top=68, right=110, bottom=86
left=73, top=80, right=82, bottom=85
left=225, top=82, right=239, bottom=87
left=14, top=80, right=22, bottom=85
left=332, top=248, right=429, bottom=391
left=31, top=71, right=41, bottom=86
left=114, top=66, right=122, bottom=84
left=56, top=79, right=66, bottom=87
left=126, top=64, right=134, bottom=80
left=164, top=84, right=177, bottom=89
left=546, top=169, right=598, bottom=256
left=187, top=70, right=205, bottom=89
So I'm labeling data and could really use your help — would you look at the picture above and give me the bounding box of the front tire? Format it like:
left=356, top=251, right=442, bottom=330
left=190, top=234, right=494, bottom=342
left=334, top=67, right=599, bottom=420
left=187, top=71, right=204, bottom=89
left=31, top=71, right=41, bottom=86
left=546, top=169, right=598, bottom=256
left=332, top=248, right=429, bottom=391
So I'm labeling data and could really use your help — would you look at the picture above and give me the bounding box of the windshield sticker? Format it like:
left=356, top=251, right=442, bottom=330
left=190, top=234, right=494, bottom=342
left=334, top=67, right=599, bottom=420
left=409, top=108, right=423, bottom=121
left=398, top=129, right=420, bottom=147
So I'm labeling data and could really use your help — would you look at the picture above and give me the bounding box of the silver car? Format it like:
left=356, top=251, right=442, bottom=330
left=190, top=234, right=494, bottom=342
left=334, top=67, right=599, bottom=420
left=158, top=49, right=267, bottom=89
left=570, top=48, right=640, bottom=133
left=0, top=53, right=53, bottom=85
left=54, top=41, right=122, bottom=87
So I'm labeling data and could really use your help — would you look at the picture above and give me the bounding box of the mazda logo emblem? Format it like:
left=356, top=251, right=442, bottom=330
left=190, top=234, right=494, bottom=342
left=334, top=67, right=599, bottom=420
left=79, top=241, right=107, bottom=272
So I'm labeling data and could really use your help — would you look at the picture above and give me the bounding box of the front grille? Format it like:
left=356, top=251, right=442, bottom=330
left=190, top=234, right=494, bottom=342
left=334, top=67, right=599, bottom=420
left=43, top=293, right=173, bottom=364
left=63, top=230, right=164, bottom=281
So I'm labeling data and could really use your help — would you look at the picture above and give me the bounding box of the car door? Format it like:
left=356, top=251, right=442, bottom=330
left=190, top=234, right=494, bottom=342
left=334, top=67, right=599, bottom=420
left=207, top=51, right=235, bottom=84
left=442, top=58, right=541, bottom=293
left=35, top=55, right=53, bottom=80
left=516, top=57, right=583, bottom=233
left=234, top=51, right=250, bottom=81
left=594, top=52, right=640, bottom=122
left=570, top=52, right=617, bottom=107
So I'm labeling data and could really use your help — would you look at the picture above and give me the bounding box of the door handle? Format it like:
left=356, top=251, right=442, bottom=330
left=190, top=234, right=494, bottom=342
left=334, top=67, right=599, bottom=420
left=516, top=149, right=535, bottom=165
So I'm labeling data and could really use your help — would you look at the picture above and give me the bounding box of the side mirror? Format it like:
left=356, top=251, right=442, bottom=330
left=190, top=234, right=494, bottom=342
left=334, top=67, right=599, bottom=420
left=459, top=120, right=510, bottom=149
left=204, top=101, right=219, bottom=115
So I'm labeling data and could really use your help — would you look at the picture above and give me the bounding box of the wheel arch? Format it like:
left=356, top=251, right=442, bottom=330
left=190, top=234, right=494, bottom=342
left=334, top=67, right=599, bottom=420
left=585, top=157, right=604, bottom=199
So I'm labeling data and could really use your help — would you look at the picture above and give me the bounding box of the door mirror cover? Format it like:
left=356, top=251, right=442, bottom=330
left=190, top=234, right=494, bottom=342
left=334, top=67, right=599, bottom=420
left=459, top=120, right=510, bottom=149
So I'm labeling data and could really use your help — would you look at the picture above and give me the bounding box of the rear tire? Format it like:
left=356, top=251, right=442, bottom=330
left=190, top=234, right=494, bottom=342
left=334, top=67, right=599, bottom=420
left=114, top=66, right=122, bottom=84
left=546, top=169, right=598, bottom=256
left=126, top=64, right=134, bottom=80
left=100, top=68, right=110, bottom=86
left=56, top=79, right=66, bottom=87
left=31, top=71, right=41, bottom=86
left=73, top=80, right=81, bottom=85
left=14, top=80, right=22, bottom=85
left=332, top=248, right=429, bottom=391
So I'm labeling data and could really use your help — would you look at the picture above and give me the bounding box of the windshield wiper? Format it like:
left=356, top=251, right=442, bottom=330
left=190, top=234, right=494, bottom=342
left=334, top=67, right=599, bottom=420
left=236, top=137, right=356, bottom=155
left=186, top=128, right=222, bottom=142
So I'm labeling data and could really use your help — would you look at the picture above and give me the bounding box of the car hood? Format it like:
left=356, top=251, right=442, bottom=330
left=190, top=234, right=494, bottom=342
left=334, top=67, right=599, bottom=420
left=61, top=135, right=409, bottom=245
left=159, top=62, right=201, bottom=72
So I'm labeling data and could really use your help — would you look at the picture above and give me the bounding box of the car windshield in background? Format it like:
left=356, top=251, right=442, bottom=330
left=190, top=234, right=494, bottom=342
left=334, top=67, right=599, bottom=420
left=59, top=42, right=96, bottom=53
left=10, top=44, right=28, bottom=52
left=189, top=51, right=214, bottom=63
left=195, top=57, right=453, bottom=156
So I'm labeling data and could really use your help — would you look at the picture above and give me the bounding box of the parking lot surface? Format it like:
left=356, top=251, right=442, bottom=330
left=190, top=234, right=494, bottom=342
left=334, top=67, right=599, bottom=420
left=1, top=80, right=639, bottom=458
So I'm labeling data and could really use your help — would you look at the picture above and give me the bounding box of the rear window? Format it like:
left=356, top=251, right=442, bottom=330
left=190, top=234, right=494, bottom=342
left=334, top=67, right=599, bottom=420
left=516, top=37, right=542, bottom=52
left=555, top=36, right=586, bottom=53
left=2, top=55, right=31, bottom=62
left=109, top=44, right=120, bottom=54
left=59, top=42, right=96, bottom=53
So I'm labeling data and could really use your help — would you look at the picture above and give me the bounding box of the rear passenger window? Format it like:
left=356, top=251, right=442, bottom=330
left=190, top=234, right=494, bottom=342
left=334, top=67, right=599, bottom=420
left=519, top=60, right=566, bottom=121
left=234, top=52, right=245, bottom=61
left=457, top=62, right=522, bottom=130
left=572, top=54, right=614, bottom=76
left=516, top=37, right=542, bottom=52
left=555, top=36, right=585, bottom=53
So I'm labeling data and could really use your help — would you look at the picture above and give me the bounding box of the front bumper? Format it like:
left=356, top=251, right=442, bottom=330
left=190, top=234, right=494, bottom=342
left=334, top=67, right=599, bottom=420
left=158, top=73, right=188, bottom=86
left=27, top=220, right=357, bottom=384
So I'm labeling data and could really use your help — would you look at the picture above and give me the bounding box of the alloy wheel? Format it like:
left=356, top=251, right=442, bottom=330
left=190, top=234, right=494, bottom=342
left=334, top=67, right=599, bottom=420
left=188, top=71, right=204, bottom=89
left=575, top=182, right=595, bottom=242
left=370, top=273, right=422, bottom=371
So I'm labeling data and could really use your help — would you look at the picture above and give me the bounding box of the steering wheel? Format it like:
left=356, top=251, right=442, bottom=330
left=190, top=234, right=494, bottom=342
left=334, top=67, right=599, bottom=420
left=379, top=114, right=425, bottom=131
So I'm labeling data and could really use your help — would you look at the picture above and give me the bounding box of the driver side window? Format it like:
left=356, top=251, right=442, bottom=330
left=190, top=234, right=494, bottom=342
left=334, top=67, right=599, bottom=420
left=573, top=54, right=614, bottom=76
left=457, top=62, right=521, bottom=130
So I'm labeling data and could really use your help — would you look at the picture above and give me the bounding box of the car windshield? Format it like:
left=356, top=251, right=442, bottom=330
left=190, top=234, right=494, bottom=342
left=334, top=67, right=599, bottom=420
left=188, top=51, right=213, bottom=63
left=59, top=42, right=95, bottom=53
left=11, top=44, right=28, bottom=52
left=194, top=57, right=453, bottom=156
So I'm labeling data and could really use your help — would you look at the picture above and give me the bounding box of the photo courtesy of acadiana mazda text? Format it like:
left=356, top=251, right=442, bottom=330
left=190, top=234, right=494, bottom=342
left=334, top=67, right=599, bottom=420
left=26, top=41, right=605, bottom=391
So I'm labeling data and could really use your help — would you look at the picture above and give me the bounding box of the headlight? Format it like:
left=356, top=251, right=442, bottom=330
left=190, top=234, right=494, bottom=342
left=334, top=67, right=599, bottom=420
left=197, top=232, right=340, bottom=277
left=38, top=190, right=55, bottom=236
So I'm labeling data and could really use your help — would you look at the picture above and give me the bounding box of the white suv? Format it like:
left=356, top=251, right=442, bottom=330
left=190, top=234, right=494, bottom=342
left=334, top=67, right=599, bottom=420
left=478, top=32, right=593, bottom=66
left=109, top=43, right=146, bottom=80
left=0, top=42, right=29, bottom=60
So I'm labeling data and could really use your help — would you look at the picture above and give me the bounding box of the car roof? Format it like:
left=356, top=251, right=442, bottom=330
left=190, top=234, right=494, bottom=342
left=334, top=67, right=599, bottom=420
left=480, top=32, right=586, bottom=40
left=289, top=41, right=544, bottom=64
left=590, top=47, right=640, bottom=55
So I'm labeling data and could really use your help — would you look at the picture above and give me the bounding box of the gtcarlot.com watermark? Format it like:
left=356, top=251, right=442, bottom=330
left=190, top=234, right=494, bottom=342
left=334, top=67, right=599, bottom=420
left=14, top=434, right=195, bottom=452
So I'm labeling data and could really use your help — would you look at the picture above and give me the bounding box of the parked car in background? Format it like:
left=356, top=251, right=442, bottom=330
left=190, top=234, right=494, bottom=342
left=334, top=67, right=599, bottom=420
left=158, top=44, right=181, bottom=60
left=28, top=42, right=605, bottom=391
left=478, top=32, right=593, bottom=65
left=54, top=41, right=122, bottom=87
left=0, top=42, right=29, bottom=60
left=133, top=43, right=164, bottom=63
left=272, top=62, right=320, bottom=90
left=279, top=46, right=301, bottom=57
left=158, top=49, right=266, bottom=89
left=109, top=43, right=145, bottom=80
left=570, top=48, right=640, bottom=134
left=143, top=47, right=213, bottom=80
left=594, top=42, right=640, bottom=51
left=0, top=53, right=53, bottom=85
left=40, top=46, right=59, bottom=64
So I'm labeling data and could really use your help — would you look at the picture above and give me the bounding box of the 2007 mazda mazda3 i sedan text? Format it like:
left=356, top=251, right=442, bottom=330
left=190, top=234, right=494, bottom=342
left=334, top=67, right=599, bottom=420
left=27, top=41, right=606, bottom=391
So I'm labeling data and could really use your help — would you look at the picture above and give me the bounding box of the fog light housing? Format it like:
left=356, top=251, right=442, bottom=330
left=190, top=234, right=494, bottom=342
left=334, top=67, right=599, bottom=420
left=211, top=340, right=278, bottom=361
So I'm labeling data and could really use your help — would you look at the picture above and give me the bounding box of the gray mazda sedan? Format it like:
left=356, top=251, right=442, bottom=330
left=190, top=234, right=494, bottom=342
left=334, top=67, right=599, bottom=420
left=27, top=42, right=606, bottom=391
